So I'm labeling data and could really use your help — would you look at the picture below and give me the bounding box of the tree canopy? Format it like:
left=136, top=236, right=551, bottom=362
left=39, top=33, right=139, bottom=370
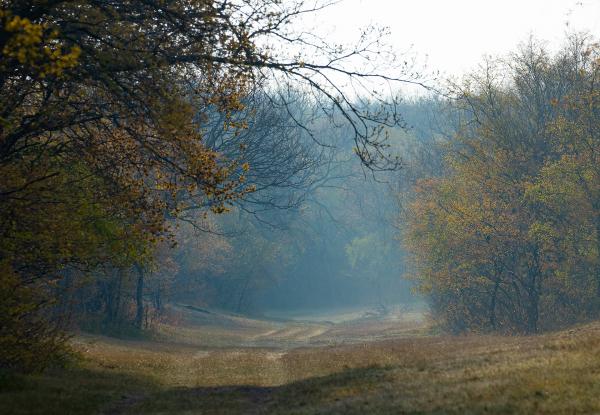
left=0, top=0, right=420, bottom=370
left=404, top=37, right=600, bottom=334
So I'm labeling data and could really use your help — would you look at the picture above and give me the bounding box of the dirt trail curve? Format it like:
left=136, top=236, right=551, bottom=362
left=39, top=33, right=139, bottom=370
left=165, top=303, right=427, bottom=349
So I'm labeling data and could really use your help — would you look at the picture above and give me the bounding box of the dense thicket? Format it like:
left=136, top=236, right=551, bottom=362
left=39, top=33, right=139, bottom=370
left=405, top=37, right=600, bottom=334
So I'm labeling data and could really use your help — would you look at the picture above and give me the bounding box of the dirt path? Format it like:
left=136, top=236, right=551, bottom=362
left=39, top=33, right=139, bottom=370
left=81, top=321, right=600, bottom=415
left=159, top=303, right=428, bottom=349
left=11, top=307, right=600, bottom=414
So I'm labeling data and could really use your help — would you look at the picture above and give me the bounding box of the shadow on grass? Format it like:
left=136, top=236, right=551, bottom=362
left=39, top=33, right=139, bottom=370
left=128, top=365, right=394, bottom=415
left=0, top=365, right=157, bottom=415
left=1, top=364, right=394, bottom=415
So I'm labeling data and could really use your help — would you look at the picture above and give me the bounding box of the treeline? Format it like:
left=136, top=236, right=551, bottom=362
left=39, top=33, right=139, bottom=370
left=0, top=1, right=416, bottom=372
left=0, top=0, right=252, bottom=371
left=157, top=117, right=418, bottom=315
left=404, top=37, right=600, bottom=334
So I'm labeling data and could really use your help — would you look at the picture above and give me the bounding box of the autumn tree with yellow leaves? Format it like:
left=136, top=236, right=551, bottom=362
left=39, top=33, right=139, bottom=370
left=0, top=0, right=417, bottom=370
left=405, top=37, right=600, bottom=334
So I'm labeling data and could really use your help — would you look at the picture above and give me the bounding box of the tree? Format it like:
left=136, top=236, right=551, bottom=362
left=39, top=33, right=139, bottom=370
left=0, top=0, right=422, bottom=370
left=1, top=0, right=420, bottom=253
left=405, top=37, right=600, bottom=334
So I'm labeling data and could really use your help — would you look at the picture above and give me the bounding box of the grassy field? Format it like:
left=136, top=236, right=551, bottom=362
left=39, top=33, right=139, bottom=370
left=2, top=305, right=600, bottom=414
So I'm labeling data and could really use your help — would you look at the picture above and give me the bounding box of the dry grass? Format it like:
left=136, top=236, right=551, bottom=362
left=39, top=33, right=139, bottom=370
left=3, top=307, right=600, bottom=414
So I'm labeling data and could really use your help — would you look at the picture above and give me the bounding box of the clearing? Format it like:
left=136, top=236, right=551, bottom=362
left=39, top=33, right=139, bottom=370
left=2, top=304, right=600, bottom=414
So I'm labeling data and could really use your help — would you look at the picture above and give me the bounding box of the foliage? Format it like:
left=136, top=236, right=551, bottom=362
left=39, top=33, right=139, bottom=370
left=405, top=37, right=600, bottom=334
left=0, top=0, right=416, bottom=371
left=0, top=263, right=70, bottom=372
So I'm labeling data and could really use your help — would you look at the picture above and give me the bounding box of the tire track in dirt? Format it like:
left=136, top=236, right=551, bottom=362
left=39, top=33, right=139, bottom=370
left=249, top=325, right=330, bottom=346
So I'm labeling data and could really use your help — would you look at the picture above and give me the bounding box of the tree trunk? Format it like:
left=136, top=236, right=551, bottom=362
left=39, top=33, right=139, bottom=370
left=154, top=286, right=162, bottom=313
left=594, top=215, right=600, bottom=298
left=526, top=288, right=539, bottom=334
left=56, top=268, right=73, bottom=327
left=134, top=263, right=144, bottom=329
left=236, top=275, right=251, bottom=314
left=104, top=268, right=121, bottom=327
left=488, top=279, right=499, bottom=330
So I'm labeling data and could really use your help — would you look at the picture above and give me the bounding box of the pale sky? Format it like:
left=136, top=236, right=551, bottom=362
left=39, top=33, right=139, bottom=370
left=309, top=0, right=600, bottom=78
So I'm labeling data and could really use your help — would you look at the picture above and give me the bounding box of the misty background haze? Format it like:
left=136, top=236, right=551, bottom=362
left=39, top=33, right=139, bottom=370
left=178, top=0, right=600, bottom=317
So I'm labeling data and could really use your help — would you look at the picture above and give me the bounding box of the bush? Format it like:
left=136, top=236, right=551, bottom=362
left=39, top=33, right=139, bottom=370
left=0, top=264, right=71, bottom=372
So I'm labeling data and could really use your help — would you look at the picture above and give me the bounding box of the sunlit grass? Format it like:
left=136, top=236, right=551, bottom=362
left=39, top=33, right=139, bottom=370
left=3, top=310, right=600, bottom=414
